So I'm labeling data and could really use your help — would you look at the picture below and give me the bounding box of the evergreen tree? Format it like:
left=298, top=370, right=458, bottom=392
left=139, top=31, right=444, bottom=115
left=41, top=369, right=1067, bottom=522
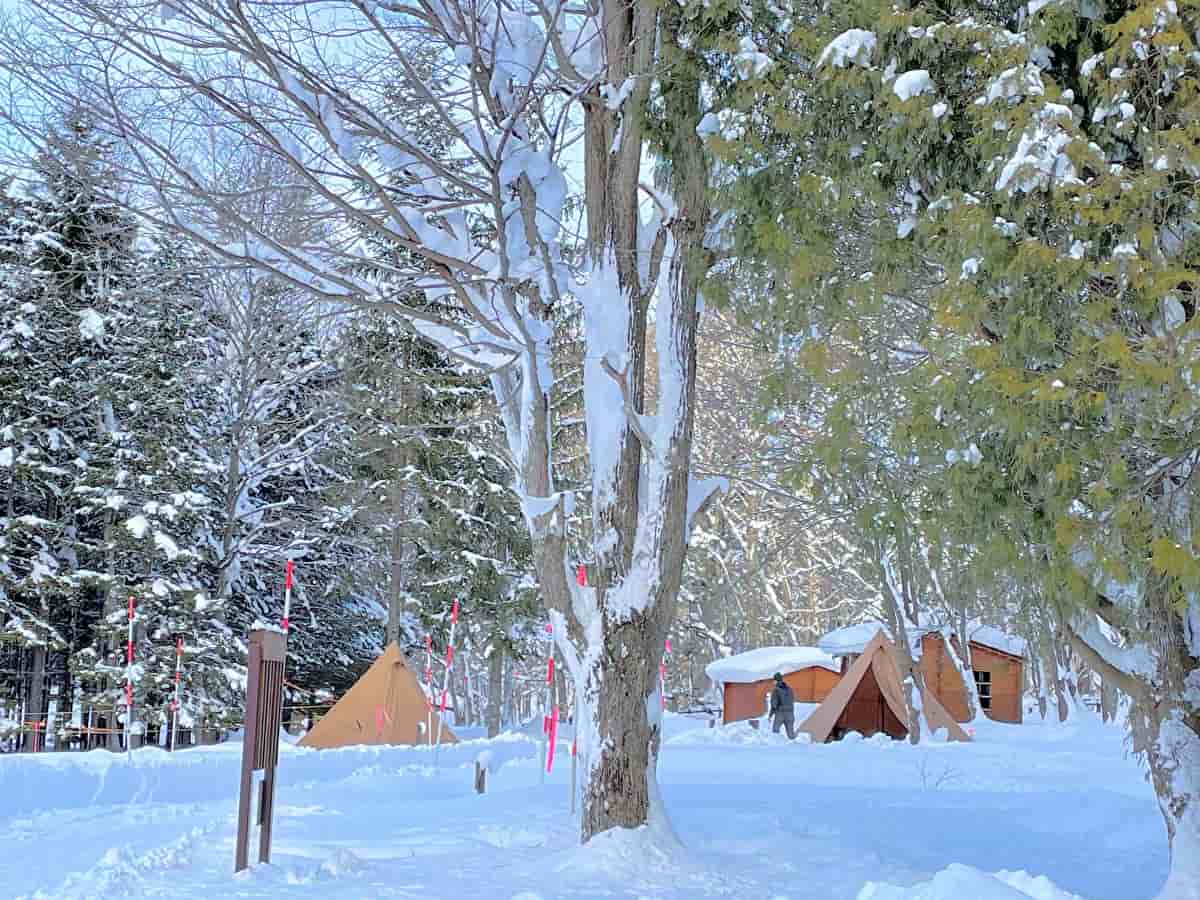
left=0, top=115, right=241, bottom=742
left=696, top=0, right=1200, bottom=881
left=332, top=312, right=538, bottom=668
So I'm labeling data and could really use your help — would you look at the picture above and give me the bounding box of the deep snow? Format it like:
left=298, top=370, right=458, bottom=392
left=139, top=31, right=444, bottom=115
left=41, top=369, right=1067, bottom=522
left=0, top=712, right=1165, bottom=899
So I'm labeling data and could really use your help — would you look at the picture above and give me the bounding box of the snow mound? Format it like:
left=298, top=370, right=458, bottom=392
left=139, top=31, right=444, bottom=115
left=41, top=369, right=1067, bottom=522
left=43, top=826, right=212, bottom=899
left=667, top=720, right=810, bottom=747
left=558, top=821, right=687, bottom=883
left=318, top=848, right=369, bottom=879
left=478, top=824, right=547, bottom=849
left=857, top=863, right=1084, bottom=899
left=705, top=646, right=839, bottom=684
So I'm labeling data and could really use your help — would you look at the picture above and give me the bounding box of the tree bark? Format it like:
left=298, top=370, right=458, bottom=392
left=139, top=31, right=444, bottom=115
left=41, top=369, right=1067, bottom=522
left=1128, top=627, right=1200, bottom=898
left=876, top=535, right=925, bottom=744
left=462, top=649, right=475, bottom=727
left=581, top=606, right=675, bottom=838
left=1043, top=645, right=1069, bottom=723
left=1100, top=676, right=1117, bottom=723
left=1065, top=591, right=1200, bottom=898
left=573, top=4, right=708, bottom=839
left=486, top=647, right=503, bottom=738
left=25, top=645, right=46, bottom=752
left=501, top=653, right=514, bottom=728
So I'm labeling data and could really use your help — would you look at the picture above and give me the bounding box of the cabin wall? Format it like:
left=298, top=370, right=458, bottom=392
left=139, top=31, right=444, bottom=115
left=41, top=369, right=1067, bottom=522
left=918, top=634, right=1023, bottom=725
left=970, top=643, right=1023, bottom=724
left=721, top=666, right=840, bottom=724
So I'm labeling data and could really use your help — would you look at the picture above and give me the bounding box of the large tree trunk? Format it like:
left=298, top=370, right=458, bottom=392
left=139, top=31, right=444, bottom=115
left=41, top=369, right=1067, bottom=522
left=569, top=4, right=708, bottom=839
left=486, top=647, right=503, bottom=738
left=501, top=653, right=515, bottom=728
left=386, top=516, right=405, bottom=646
left=1100, top=676, right=1117, bottom=723
left=1140, top=701, right=1200, bottom=899
left=877, top=536, right=926, bottom=744
left=462, top=648, right=476, bottom=727
left=24, top=645, right=46, bottom=752
left=580, top=608, right=674, bottom=837
left=1043, top=645, right=1069, bottom=723
left=1066, top=592, right=1200, bottom=899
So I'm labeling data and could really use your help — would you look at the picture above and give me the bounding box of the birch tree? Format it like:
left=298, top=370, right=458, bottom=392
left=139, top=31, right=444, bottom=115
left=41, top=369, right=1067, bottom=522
left=2, top=0, right=719, bottom=839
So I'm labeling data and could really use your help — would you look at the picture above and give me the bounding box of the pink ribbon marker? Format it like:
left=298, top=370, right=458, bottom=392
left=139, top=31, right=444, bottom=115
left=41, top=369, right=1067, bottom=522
left=546, top=705, right=559, bottom=773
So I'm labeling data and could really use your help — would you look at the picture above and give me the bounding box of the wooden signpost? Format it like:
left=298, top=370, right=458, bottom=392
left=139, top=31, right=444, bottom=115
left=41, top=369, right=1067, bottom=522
left=234, top=629, right=286, bottom=873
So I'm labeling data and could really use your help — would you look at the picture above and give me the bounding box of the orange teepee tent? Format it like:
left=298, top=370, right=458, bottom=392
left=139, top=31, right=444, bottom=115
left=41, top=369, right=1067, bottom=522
left=299, top=642, right=457, bottom=748
left=798, top=632, right=970, bottom=744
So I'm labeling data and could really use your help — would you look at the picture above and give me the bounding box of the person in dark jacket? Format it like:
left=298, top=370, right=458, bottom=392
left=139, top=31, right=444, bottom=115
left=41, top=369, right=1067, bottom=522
left=768, top=672, right=796, bottom=739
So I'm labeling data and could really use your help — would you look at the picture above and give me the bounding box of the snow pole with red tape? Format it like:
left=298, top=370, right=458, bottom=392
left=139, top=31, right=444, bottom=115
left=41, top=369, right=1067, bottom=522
left=282, top=559, right=293, bottom=632
left=546, top=703, right=559, bottom=773
left=434, top=598, right=459, bottom=750
left=125, top=595, right=135, bottom=759
left=170, top=636, right=183, bottom=751
left=540, top=621, right=553, bottom=783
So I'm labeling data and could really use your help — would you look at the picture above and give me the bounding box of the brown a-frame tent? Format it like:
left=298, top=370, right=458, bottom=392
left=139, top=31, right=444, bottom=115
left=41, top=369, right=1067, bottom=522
left=299, top=642, right=457, bottom=749
left=798, top=632, right=970, bottom=743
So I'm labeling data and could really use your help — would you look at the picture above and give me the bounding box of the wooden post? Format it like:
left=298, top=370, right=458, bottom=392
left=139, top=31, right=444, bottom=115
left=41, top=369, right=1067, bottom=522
left=474, top=761, right=487, bottom=794
left=234, top=629, right=286, bottom=873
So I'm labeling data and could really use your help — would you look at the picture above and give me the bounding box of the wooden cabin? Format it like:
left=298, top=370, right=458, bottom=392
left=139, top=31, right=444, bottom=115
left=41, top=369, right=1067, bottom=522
left=820, top=622, right=1025, bottom=725
left=705, top=647, right=841, bottom=725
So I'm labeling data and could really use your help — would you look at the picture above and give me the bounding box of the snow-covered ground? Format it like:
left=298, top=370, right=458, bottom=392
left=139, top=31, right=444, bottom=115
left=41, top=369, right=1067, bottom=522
left=0, top=712, right=1165, bottom=899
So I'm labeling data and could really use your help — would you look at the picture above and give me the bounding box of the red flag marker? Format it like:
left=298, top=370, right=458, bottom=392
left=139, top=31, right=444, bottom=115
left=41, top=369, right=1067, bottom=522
left=546, top=705, right=559, bottom=773
left=576, top=565, right=586, bottom=586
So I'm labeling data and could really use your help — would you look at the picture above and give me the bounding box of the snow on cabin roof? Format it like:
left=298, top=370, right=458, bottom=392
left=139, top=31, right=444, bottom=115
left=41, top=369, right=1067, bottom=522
left=819, top=620, right=1027, bottom=658
left=819, top=622, right=901, bottom=656
left=704, top=646, right=840, bottom=685
left=967, top=623, right=1027, bottom=658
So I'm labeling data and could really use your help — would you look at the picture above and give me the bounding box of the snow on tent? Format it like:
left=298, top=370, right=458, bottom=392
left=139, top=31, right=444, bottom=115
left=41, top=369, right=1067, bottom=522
left=798, top=632, right=970, bottom=743
left=299, top=643, right=456, bottom=748
left=705, top=647, right=840, bottom=724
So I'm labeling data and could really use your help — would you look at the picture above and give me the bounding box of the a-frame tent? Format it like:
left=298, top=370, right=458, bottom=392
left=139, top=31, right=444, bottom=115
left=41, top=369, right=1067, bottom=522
left=798, top=631, right=970, bottom=743
left=299, top=642, right=457, bottom=748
